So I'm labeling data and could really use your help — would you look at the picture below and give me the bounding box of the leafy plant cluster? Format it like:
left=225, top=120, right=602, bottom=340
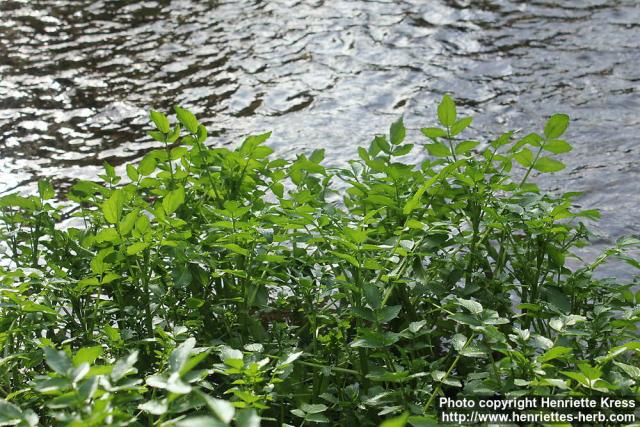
left=0, top=96, right=639, bottom=426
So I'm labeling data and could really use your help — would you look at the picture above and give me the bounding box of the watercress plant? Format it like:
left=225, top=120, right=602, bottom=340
left=0, top=95, right=638, bottom=426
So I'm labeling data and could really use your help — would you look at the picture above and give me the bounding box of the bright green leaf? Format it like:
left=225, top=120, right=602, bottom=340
left=437, top=94, right=456, bottom=127
left=544, top=113, right=570, bottom=139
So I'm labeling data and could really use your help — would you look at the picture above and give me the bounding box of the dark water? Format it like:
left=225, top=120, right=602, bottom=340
left=1, top=0, right=639, bottom=270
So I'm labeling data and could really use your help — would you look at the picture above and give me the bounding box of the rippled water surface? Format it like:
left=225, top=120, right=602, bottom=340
left=1, top=0, right=639, bottom=263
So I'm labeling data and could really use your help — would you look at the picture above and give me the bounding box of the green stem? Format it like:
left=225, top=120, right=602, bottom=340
left=519, top=145, right=544, bottom=188
left=424, top=333, right=475, bottom=412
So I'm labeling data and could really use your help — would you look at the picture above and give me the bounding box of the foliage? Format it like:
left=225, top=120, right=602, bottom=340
left=0, top=96, right=639, bottom=426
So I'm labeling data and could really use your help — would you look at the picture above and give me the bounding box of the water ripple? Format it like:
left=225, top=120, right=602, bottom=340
left=0, top=0, right=639, bottom=268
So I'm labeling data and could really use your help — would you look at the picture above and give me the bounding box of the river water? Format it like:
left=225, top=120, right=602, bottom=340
left=1, top=0, right=639, bottom=272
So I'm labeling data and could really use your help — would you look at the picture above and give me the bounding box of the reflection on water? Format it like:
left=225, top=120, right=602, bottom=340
left=1, top=0, right=639, bottom=270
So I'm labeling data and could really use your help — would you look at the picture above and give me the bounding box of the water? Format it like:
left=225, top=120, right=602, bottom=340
left=1, top=0, right=639, bottom=273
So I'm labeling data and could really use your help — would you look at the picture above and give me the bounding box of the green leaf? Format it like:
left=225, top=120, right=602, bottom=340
left=560, top=371, right=588, bottom=386
left=78, top=278, right=99, bottom=292
left=44, top=347, right=72, bottom=376
left=352, top=307, right=376, bottom=322
left=78, top=378, right=98, bottom=401
left=198, top=392, right=235, bottom=423
left=538, top=378, right=569, bottom=390
left=330, top=251, right=359, bottom=267
left=102, top=189, right=125, bottom=224
left=101, top=273, right=119, bottom=284
left=344, top=228, right=368, bottom=244
left=540, top=286, right=570, bottom=312
left=168, top=125, right=182, bottom=143
left=310, top=148, right=325, bottom=163
left=300, top=403, right=327, bottom=414
left=425, top=143, right=451, bottom=157
left=365, top=194, right=396, bottom=206
left=187, top=297, right=205, bottom=309
left=111, top=351, right=138, bottom=382
left=543, top=139, right=572, bottom=154
left=176, top=417, right=226, bottom=427
left=169, top=337, right=196, bottom=374
left=544, top=113, right=570, bottom=139
left=454, top=140, right=478, bottom=155
left=450, top=117, right=472, bottom=136
left=513, top=148, right=533, bottom=167
left=350, top=334, right=383, bottom=349
left=126, top=242, right=148, bottom=255
left=448, top=313, right=479, bottom=326
left=614, top=361, right=640, bottom=380
left=240, top=132, right=272, bottom=156
left=437, top=94, right=456, bottom=127
left=139, top=399, right=168, bottom=416
left=490, top=132, right=512, bottom=148
left=175, top=106, right=199, bottom=134
left=305, top=413, right=330, bottom=423
left=72, top=346, right=102, bottom=367
left=196, top=124, right=207, bottom=143
left=279, top=351, right=303, bottom=366
left=392, top=144, right=414, bottom=156
left=220, top=347, right=244, bottom=369
left=390, top=117, right=406, bottom=145
left=139, top=155, right=157, bottom=176
left=538, top=346, right=572, bottom=363
left=420, top=127, right=447, bottom=140
left=148, top=130, right=166, bottom=142
left=0, top=398, right=24, bottom=422
left=403, top=160, right=462, bottom=214
left=136, top=215, right=150, bottom=232
left=533, top=157, right=565, bottom=172
left=577, top=363, right=601, bottom=381
left=104, top=326, right=122, bottom=343
left=408, top=320, right=426, bottom=333
left=451, top=334, right=467, bottom=351
left=222, top=243, right=250, bottom=257
left=150, top=110, right=170, bottom=133
left=459, top=343, right=487, bottom=358
left=363, top=283, right=381, bottom=309
left=37, top=180, right=55, bottom=200
left=457, top=298, right=483, bottom=315
left=22, top=301, right=57, bottom=315
left=119, top=210, right=139, bottom=236
left=162, top=187, right=185, bottom=215
left=235, top=409, right=260, bottom=427
left=380, top=412, right=409, bottom=427
left=126, top=164, right=139, bottom=181
left=534, top=335, right=554, bottom=350
left=170, top=146, right=188, bottom=160
left=367, top=370, right=409, bottom=383
left=0, top=399, right=38, bottom=426
left=96, top=227, right=119, bottom=243
left=511, top=133, right=542, bottom=151
left=292, top=409, right=306, bottom=418
left=377, top=305, right=402, bottom=323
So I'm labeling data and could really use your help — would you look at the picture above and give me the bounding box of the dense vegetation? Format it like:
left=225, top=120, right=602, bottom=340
left=0, top=96, right=638, bottom=426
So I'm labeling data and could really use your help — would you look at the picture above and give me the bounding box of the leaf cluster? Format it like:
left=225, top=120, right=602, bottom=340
left=0, top=98, right=638, bottom=426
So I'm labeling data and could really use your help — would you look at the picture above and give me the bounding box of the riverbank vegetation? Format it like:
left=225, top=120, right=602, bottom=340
left=0, top=96, right=638, bottom=426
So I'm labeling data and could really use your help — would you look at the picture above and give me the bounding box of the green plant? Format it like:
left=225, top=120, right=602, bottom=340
left=0, top=95, right=638, bottom=426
